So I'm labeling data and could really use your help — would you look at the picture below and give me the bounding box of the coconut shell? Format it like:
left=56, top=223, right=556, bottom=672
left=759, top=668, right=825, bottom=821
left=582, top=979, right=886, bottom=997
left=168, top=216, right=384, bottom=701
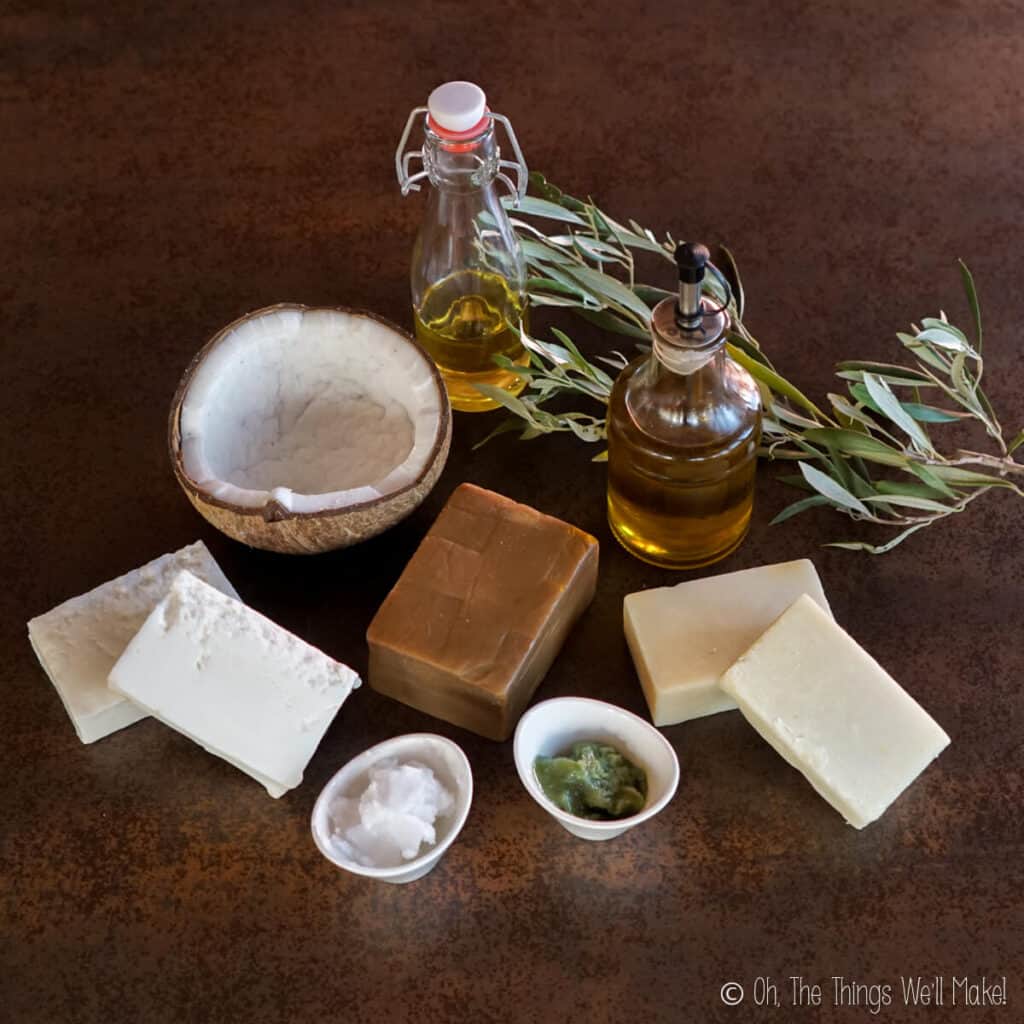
left=168, top=304, right=452, bottom=555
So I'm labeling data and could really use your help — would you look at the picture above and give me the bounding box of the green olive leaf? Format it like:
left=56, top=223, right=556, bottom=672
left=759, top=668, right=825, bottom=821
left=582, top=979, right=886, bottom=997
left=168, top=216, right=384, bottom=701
left=726, top=330, right=776, bottom=370
left=901, top=338, right=952, bottom=372
left=561, top=416, right=606, bottom=443
left=770, top=494, right=831, bottom=524
left=566, top=236, right=628, bottom=265
left=472, top=416, right=531, bottom=449
left=825, top=441, right=856, bottom=492
left=576, top=308, right=650, bottom=340
left=914, top=325, right=978, bottom=357
left=504, top=195, right=589, bottom=225
left=920, top=317, right=969, bottom=343
left=836, top=361, right=933, bottom=383
left=899, top=403, right=964, bottom=423
left=828, top=394, right=881, bottom=433
left=863, top=373, right=934, bottom=453
left=532, top=262, right=604, bottom=307
left=562, top=265, right=654, bottom=323
left=863, top=494, right=954, bottom=513
left=527, top=276, right=587, bottom=298
left=927, top=465, right=1021, bottom=491
left=633, top=284, right=674, bottom=307
left=472, top=384, right=538, bottom=422
left=958, top=259, right=983, bottom=354
left=847, top=382, right=962, bottom=423
left=518, top=239, right=576, bottom=265
left=801, top=428, right=908, bottom=466
left=825, top=523, right=930, bottom=554
left=718, top=244, right=746, bottom=320
left=779, top=473, right=813, bottom=491
left=836, top=369, right=939, bottom=388
left=799, top=462, right=869, bottom=514
left=597, top=215, right=669, bottom=256
left=950, top=351, right=972, bottom=396
left=875, top=478, right=957, bottom=502
left=906, top=462, right=961, bottom=499
left=549, top=327, right=616, bottom=388
left=728, top=345, right=828, bottom=421
left=769, top=400, right=822, bottom=431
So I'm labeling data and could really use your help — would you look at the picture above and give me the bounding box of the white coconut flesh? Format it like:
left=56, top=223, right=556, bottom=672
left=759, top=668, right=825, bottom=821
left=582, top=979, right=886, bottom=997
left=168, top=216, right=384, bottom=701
left=179, top=308, right=445, bottom=515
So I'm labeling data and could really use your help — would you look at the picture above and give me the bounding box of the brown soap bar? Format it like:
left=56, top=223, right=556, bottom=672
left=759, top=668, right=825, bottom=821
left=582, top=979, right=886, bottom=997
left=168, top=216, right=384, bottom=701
left=367, top=483, right=599, bottom=741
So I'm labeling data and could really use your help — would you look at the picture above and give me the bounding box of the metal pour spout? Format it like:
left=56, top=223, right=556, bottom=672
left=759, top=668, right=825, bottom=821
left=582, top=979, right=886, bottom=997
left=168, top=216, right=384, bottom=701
left=674, top=242, right=709, bottom=330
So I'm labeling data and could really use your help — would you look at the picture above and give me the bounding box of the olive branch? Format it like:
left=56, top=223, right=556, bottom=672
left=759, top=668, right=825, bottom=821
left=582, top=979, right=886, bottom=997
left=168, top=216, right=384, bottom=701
left=475, top=173, right=1023, bottom=553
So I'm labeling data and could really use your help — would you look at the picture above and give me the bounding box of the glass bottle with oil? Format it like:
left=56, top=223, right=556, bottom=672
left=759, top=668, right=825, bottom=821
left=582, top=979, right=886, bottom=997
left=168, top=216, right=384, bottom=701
left=395, top=81, right=530, bottom=412
left=607, top=244, right=761, bottom=569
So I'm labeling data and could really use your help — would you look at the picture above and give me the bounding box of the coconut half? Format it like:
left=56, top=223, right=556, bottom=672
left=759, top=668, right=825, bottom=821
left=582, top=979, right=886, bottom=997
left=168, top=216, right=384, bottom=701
left=169, top=304, right=451, bottom=554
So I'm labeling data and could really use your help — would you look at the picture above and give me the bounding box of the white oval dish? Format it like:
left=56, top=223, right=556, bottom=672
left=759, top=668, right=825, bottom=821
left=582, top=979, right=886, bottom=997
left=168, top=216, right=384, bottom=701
left=311, top=733, right=472, bottom=884
left=514, top=697, right=680, bottom=841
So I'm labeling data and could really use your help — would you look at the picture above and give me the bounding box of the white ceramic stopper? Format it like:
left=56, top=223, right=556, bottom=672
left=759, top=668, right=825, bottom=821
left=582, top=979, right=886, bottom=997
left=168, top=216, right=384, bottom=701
left=428, top=81, right=486, bottom=133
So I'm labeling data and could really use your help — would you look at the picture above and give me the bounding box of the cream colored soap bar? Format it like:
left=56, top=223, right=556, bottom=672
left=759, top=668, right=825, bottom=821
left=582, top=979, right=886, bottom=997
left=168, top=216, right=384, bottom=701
left=721, top=594, right=950, bottom=828
left=27, top=541, right=238, bottom=743
left=624, top=559, right=831, bottom=726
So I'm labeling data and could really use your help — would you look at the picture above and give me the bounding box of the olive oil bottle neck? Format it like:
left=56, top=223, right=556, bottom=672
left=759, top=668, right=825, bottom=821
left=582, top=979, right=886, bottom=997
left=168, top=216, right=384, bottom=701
left=652, top=333, right=726, bottom=376
left=642, top=345, right=728, bottom=407
left=424, top=127, right=499, bottom=192
left=651, top=295, right=729, bottom=377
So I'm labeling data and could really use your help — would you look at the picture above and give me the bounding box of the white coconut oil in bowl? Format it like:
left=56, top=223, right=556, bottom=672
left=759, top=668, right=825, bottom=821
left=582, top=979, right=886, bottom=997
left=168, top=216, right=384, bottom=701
left=311, top=733, right=472, bottom=884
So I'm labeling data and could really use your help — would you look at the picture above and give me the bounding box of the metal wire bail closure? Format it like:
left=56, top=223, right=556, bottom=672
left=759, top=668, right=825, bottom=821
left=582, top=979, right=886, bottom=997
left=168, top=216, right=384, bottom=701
left=490, top=112, right=528, bottom=204
left=395, top=106, right=429, bottom=196
left=394, top=107, right=528, bottom=203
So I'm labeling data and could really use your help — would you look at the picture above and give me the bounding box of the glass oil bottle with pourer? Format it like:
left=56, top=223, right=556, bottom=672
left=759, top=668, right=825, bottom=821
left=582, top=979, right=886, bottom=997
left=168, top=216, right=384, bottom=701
left=607, top=243, right=761, bottom=569
left=395, top=81, right=530, bottom=412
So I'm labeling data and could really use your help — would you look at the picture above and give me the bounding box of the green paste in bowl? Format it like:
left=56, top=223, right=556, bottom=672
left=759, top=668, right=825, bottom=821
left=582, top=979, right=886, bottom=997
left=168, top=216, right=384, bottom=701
left=534, top=741, right=647, bottom=820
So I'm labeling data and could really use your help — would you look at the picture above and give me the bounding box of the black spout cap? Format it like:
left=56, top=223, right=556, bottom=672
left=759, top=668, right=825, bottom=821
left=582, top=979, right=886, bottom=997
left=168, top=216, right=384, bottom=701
left=675, top=242, right=709, bottom=284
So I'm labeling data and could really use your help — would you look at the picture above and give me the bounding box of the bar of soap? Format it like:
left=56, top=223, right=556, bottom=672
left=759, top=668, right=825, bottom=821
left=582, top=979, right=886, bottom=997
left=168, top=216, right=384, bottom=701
left=108, top=570, right=360, bottom=797
left=721, top=594, right=951, bottom=828
left=366, top=483, right=599, bottom=741
left=624, top=559, right=831, bottom=726
left=27, top=541, right=238, bottom=743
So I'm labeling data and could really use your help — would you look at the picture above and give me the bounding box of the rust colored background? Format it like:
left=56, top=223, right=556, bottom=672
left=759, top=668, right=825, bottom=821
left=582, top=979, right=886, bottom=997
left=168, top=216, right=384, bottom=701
left=2, top=2, right=1022, bottom=1022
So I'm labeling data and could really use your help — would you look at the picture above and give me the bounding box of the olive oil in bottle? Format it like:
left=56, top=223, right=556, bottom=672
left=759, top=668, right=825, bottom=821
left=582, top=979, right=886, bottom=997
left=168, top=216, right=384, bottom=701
left=396, top=81, right=531, bottom=413
left=606, top=244, right=761, bottom=569
left=414, top=269, right=529, bottom=412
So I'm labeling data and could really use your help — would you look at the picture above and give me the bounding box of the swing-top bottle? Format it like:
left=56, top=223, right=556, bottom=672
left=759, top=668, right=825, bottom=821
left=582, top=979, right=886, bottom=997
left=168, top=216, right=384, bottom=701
left=395, top=81, right=530, bottom=412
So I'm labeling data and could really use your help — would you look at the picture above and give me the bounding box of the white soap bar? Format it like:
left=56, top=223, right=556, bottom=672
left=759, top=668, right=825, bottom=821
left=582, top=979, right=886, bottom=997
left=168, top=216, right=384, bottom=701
left=108, top=570, right=360, bottom=798
left=624, top=559, right=831, bottom=726
left=27, top=541, right=239, bottom=744
left=720, top=594, right=951, bottom=828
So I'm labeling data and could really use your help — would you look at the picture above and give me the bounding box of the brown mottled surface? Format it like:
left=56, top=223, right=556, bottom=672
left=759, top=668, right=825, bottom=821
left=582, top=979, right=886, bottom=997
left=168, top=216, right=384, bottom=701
left=2, top=2, right=1021, bottom=1022
left=368, top=482, right=599, bottom=741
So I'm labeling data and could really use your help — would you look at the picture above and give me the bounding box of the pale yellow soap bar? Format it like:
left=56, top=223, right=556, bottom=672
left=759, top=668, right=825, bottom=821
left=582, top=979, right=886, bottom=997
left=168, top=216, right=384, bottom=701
left=624, top=559, right=831, bottom=726
left=721, top=594, right=950, bottom=828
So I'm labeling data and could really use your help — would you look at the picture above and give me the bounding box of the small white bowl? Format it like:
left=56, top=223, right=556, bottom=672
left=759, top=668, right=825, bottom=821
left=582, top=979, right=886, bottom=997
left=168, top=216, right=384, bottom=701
left=311, top=733, right=473, bottom=884
left=514, top=697, right=680, bottom=841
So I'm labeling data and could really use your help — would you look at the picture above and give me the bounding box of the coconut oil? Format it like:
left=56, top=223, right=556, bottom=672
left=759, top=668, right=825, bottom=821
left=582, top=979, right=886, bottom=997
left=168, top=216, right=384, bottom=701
left=606, top=244, right=760, bottom=569
left=414, top=269, right=528, bottom=412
